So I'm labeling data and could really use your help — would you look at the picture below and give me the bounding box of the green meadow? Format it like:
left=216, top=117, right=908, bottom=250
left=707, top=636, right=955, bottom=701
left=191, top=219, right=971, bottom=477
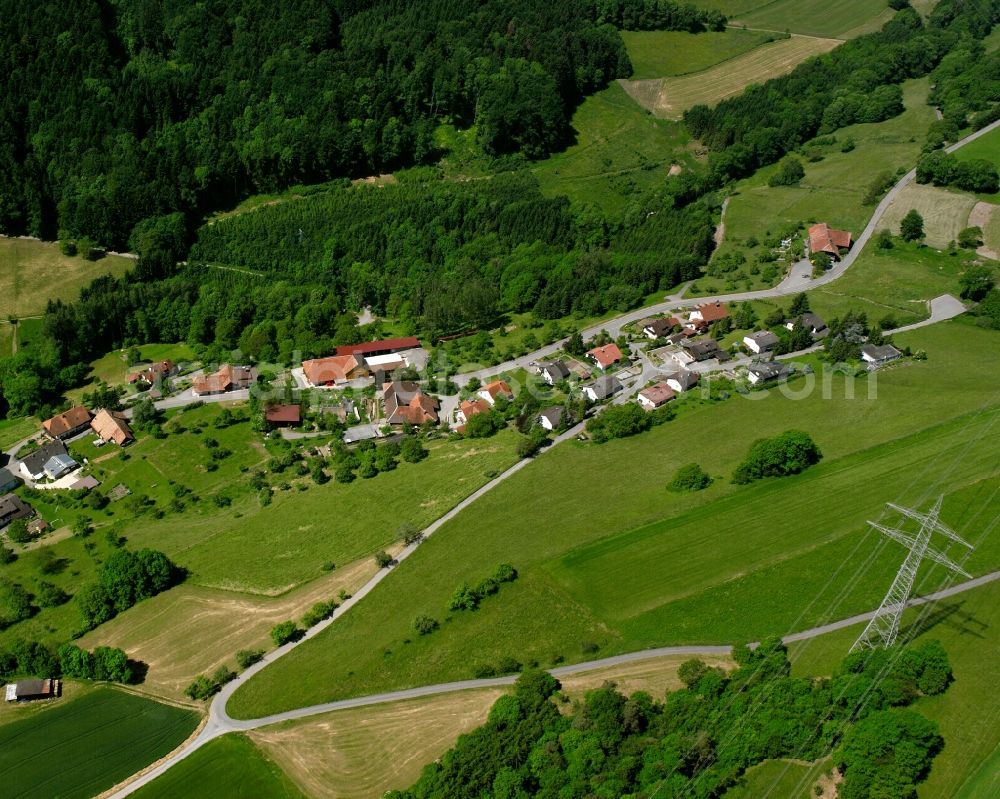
left=228, top=321, right=1000, bottom=717
left=0, top=687, right=198, bottom=799
left=621, top=28, right=776, bottom=79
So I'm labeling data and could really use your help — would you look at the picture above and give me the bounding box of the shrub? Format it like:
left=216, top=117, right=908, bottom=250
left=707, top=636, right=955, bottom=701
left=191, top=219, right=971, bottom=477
left=374, top=550, right=393, bottom=569
left=235, top=648, right=264, bottom=669
left=667, top=463, right=712, bottom=492
left=413, top=615, right=440, bottom=635
left=271, top=620, right=302, bottom=646
left=301, top=600, right=338, bottom=628
left=185, top=675, right=221, bottom=701
left=732, top=430, right=822, bottom=484
left=493, top=563, right=518, bottom=583
left=767, top=156, right=804, bottom=187
left=586, top=403, right=652, bottom=443
left=400, top=437, right=428, bottom=462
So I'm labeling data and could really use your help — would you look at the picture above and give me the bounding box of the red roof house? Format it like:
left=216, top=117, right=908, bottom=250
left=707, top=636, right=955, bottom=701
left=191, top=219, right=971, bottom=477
left=302, top=355, right=369, bottom=387
left=809, top=223, right=852, bottom=259
left=477, top=380, right=514, bottom=406
left=42, top=406, right=92, bottom=440
left=637, top=382, right=675, bottom=410
left=334, top=337, right=420, bottom=357
left=456, top=398, right=490, bottom=426
left=690, top=302, right=729, bottom=324
left=265, top=404, right=301, bottom=426
left=382, top=382, right=440, bottom=425
left=128, top=360, right=177, bottom=386
left=586, top=343, right=624, bottom=370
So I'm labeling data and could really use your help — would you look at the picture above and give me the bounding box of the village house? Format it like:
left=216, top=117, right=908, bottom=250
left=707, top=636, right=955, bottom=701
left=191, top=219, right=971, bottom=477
left=456, top=398, right=490, bottom=426
left=586, top=343, right=624, bottom=371
left=19, top=441, right=69, bottom=481
left=91, top=409, right=134, bottom=446
left=681, top=338, right=723, bottom=362
left=193, top=364, right=257, bottom=396
left=537, top=406, right=564, bottom=431
left=382, top=381, right=440, bottom=425
left=642, top=317, right=680, bottom=340
left=302, top=354, right=369, bottom=387
left=0, top=492, right=33, bottom=528
left=41, top=406, right=92, bottom=440
left=0, top=467, right=21, bottom=494
left=688, top=301, right=729, bottom=327
left=785, top=312, right=828, bottom=337
left=808, top=223, right=852, bottom=261
left=747, top=362, right=791, bottom=385
left=478, top=380, right=514, bottom=406
left=637, top=382, right=675, bottom=410
left=43, top=453, right=78, bottom=480
left=335, top=336, right=420, bottom=358
left=537, top=360, right=570, bottom=386
left=5, top=679, right=60, bottom=702
left=581, top=375, right=622, bottom=402
left=861, top=343, right=903, bottom=367
left=128, top=360, right=177, bottom=388
left=665, top=370, right=699, bottom=393
left=743, top=331, right=780, bottom=354
left=265, top=404, right=301, bottom=427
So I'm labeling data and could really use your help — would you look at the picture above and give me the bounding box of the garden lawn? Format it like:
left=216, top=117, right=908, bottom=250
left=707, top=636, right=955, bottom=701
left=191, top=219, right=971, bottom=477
left=0, top=238, right=132, bottom=319
left=620, top=28, right=776, bottom=79
left=787, top=577, right=1000, bottom=799
left=227, top=321, right=1000, bottom=718
left=129, top=733, right=304, bottom=799
left=0, top=687, right=198, bottom=799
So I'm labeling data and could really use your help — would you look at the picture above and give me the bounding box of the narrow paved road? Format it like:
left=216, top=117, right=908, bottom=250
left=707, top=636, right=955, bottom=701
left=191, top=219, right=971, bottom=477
left=105, top=119, right=1000, bottom=796
left=109, top=568, right=1000, bottom=797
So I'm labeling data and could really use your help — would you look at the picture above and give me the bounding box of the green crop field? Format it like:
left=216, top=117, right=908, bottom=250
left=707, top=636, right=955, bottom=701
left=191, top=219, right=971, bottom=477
left=620, top=28, right=777, bottom=79
left=620, top=34, right=840, bottom=120
left=129, top=733, right=304, bottom=799
left=228, top=321, right=1000, bottom=718
left=0, top=238, right=133, bottom=319
left=730, top=0, right=894, bottom=39
left=788, top=578, right=1000, bottom=799
left=532, top=82, right=691, bottom=215
left=0, top=687, right=198, bottom=799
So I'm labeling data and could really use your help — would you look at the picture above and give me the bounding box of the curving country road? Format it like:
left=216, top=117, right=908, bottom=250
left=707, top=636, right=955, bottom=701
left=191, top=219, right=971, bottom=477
left=104, top=119, right=1000, bottom=796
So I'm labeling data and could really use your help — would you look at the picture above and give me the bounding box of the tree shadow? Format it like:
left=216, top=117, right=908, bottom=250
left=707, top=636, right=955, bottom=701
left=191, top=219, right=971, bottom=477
left=128, top=659, right=149, bottom=685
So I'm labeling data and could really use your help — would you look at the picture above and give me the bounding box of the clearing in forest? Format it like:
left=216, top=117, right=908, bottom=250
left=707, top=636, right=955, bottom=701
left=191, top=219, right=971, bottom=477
left=619, top=34, right=840, bottom=120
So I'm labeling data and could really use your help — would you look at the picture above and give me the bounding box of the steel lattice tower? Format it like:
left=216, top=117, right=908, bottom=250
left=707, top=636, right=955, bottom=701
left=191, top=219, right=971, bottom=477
left=851, top=496, right=974, bottom=652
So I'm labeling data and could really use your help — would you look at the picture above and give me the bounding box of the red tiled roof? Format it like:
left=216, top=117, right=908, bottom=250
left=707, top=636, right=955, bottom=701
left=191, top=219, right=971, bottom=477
left=42, top=406, right=91, bottom=437
left=335, top=337, right=420, bottom=357
left=638, top=382, right=675, bottom=408
left=695, top=302, right=729, bottom=323
left=302, top=355, right=365, bottom=386
left=586, top=343, right=624, bottom=369
left=459, top=399, right=490, bottom=420
left=193, top=365, right=256, bottom=395
left=91, top=409, right=134, bottom=446
left=265, top=404, right=301, bottom=423
left=480, top=380, right=513, bottom=401
left=809, top=223, right=852, bottom=255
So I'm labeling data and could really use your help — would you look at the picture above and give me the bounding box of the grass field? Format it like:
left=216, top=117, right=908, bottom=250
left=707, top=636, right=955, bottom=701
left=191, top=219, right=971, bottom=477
left=0, top=416, right=38, bottom=450
left=729, top=0, right=894, bottom=39
left=880, top=183, right=977, bottom=249
left=0, top=238, right=133, bottom=319
left=722, top=757, right=833, bottom=799
left=532, top=82, right=691, bottom=215
left=620, top=34, right=840, bottom=120
left=129, top=733, right=304, bottom=799
left=78, top=552, right=393, bottom=699
left=0, top=687, right=198, bottom=799
left=788, top=577, right=1000, bottom=799
left=86, top=342, right=199, bottom=387
left=228, top=321, right=1000, bottom=718
left=621, top=28, right=777, bottom=79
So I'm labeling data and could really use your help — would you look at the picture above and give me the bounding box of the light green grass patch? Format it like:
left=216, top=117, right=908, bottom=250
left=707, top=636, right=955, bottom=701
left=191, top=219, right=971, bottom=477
left=880, top=183, right=977, bottom=249
left=0, top=416, right=39, bottom=450
left=733, top=0, right=893, bottom=39
left=532, top=82, right=691, bottom=215
left=129, top=733, right=304, bottom=799
left=0, top=687, right=199, bottom=799
left=228, top=322, right=1000, bottom=718
left=86, top=342, right=198, bottom=388
left=0, top=238, right=133, bottom=319
left=621, top=28, right=776, bottom=79
left=723, top=757, right=832, bottom=799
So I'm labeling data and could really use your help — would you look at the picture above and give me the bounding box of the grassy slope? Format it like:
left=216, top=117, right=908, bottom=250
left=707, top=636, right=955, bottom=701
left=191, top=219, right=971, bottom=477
left=0, top=687, right=198, bottom=799
left=722, top=757, right=832, bottom=799
left=531, top=82, right=690, bottom=215
left=228, top=320, right=1000, bottom=718
left=788, top=578, right=1000, bottom=799
left=0, top=238, right=132, bottom=319
left=620, top=28, right=775, bottom=78
left=129, top=733, right=304, bottom=799
left=0, top=416, right=38, bottom=449
left=732, top=0, right=894, bottom=38
left=879, top=183, right=977, bottom=249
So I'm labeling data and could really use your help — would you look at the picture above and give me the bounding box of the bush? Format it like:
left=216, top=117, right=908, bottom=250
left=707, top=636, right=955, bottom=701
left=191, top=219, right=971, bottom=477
left=767, top=156, right=805, bottom=187
left=493, top=563, right=518, bottom=583
left=375, top=550, right=393, bottom=569
left=301, top=600, right=338, bottom=628
left=667, top=463, right=712, bottom=492
left=413, top=615, right=440, bottom=635
left=0, top=545, right=14, bottom=564
left=400, top=436, right=428, bottom=462
left=6, top=519, right=30, bottom=544
left=271, top=620, right=302, bottom=646
left=185, top=674, right=221, bottom=701
left=586, top=403, right=652, bottom=443
left=732, top=430, right=822, bottom=484
left=235, top=648, right=264, bottom=669
left=35, top=581, right=69, bottom=607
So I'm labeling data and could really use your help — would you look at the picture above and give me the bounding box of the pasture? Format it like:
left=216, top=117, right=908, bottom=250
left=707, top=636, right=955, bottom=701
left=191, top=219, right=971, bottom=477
left=0, top=416, right=38, bottom=450
left=880, top=183, right=977, bottom=249
left=228, top=321, right=1000, bottom=718
left=620, top=28, right=776, bottom=79
left=0, top=238, right=132, bottom=319
left=129, top=733, right=304, bottom=799
left=85, top=342, right=198, bottom=388
left=722, top=758, right=833, bottom=799
left=620, top=34, right=839, bottom=120
left=730, top=0, right=895, bottom=39
left=0, top=687, right=198, bottom=799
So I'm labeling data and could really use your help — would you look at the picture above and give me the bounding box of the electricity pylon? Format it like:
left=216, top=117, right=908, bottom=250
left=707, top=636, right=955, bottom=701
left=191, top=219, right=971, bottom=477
left=851, top=496, right=973, bottom=652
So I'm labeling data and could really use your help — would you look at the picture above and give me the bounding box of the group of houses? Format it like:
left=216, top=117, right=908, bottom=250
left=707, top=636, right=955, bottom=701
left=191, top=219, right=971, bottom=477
left=193, top=364, right=258, bottom=396
left=128, top=359, right=178, bottom=396
left=455, top=380, right=513, bottom=427
left=301, top=337, right=423, bottom=388
left=39, top=406, right=134, bottom=452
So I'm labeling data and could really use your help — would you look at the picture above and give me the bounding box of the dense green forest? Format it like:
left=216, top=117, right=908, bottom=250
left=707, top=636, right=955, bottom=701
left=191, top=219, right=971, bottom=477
left=388, top=639, right=952, bottom=799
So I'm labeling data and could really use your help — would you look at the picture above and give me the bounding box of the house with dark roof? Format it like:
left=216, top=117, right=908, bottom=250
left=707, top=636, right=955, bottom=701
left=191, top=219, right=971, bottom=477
left=809, top=223, right=852, bottom=260
left=681, top=338, right=723, bottom=362
left=637, top=382, right=675, bottom=410
left=747, top=362, right=791, bottom=385
left=743, top=331, right=780, bottom=354
left=537, top=360, right=570, bottom=385
left=861, top=343, right=903, bottom=367
left=382, top=382, right=440, bottom=425
left=586, top=343, right=624, bottom=370
left=537, top=406, right=564, bottom=431
left=193, top=365, right=257, bottom=396
left=665, top=370, right=699, bottom=393
left=581, top=375, right=622, bottom=402
left=0, top=467, right=22, bottom=494
left=0, top=493, right=33, bottom=528
left=42, top=406, right=92, bottom=440
left=785, top=313, right=828, bottom=337
left=642, top=317, right=680, bottom=340
left=19, top=441, right=68, bottom=481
